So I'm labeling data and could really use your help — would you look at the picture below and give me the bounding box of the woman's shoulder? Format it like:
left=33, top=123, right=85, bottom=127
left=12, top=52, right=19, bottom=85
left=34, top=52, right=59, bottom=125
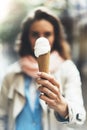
left=62, top=60, right=78, bottom=70
left=54, top=59, right=81, bottom=87
left=0, top=61, right=23, bottom=92
left=62, top=59, right=76, bottom=67
left=54, top=59, right=80, bottom=77
left=3, top=61, right=22, bottom=79
left=60, top=59, right=80, bottom=77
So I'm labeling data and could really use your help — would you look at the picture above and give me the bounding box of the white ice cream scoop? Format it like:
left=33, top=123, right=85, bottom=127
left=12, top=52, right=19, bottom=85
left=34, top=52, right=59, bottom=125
left=34, top=37, right=51, bottom=57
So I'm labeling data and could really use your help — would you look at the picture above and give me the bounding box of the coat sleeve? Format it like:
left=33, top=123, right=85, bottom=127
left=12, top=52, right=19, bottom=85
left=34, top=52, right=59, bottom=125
left=54, top=60, right=86, bottom=125
left=0, top=77, right=9, bottom=130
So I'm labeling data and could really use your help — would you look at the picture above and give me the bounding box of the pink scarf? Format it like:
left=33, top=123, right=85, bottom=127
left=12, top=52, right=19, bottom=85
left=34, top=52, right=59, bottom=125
left=20, top=51, right=64, bottom=78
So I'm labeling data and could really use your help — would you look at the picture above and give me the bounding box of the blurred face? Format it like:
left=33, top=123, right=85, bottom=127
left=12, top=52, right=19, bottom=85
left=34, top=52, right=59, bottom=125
left=29, top=19, right=55, bottom=50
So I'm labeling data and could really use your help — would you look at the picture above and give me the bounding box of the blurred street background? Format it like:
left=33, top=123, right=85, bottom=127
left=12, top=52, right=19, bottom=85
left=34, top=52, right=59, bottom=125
left=0, top=0, right=87, bottom=129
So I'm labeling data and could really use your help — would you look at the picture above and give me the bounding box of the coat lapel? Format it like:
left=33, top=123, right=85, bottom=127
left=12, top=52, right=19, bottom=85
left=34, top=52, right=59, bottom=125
left=8, top=73, right=26, bottom=119
left=13, top=92, right=26, bottom=119
left=13, top=75, right=26, bottom=119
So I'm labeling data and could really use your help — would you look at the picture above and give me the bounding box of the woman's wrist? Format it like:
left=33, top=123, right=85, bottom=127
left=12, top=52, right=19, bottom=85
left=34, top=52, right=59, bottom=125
left=56, top=101, right=69, bottom=118
left=54, top=111, right=69, bottom=122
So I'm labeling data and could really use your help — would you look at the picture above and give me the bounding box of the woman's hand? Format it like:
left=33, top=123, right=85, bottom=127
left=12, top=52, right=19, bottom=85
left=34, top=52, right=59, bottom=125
left=36, top=72, right=68, bottom=118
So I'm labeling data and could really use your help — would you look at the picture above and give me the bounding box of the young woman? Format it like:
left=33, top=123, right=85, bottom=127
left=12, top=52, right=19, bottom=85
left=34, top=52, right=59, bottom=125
left=0, top=7, right=86, bottom=130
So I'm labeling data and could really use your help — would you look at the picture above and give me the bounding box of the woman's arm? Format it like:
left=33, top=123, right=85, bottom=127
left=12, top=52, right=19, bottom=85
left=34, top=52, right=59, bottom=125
left=36, top=60, right=86, bottom=125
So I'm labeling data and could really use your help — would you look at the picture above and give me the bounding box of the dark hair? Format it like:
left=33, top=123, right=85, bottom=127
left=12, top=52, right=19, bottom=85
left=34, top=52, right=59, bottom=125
left=18, top=7, right=71, bottom=59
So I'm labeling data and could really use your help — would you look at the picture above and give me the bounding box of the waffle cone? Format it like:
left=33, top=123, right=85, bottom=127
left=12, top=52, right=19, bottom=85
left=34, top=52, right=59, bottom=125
left=37, top=52, right=50, bottom=73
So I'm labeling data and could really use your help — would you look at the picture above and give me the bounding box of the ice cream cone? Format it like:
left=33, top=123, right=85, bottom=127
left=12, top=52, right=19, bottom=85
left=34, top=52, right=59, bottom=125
left=34, top=37, right=51, bottom=73
left=37, top=52, right=50, bottom=73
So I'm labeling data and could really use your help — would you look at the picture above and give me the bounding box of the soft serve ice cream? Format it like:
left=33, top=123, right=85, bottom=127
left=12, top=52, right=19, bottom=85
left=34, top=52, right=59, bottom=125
left=34, top=37, right=51, bottom=73
left=34, top=37, right=51, bottom=57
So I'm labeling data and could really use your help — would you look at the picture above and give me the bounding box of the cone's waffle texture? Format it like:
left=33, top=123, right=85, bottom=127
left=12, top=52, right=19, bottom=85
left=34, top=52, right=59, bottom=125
left=37, top=52, right=50, bottom=73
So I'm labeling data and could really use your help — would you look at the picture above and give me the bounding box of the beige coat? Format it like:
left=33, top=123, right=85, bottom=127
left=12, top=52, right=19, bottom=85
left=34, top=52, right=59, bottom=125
left=0, top=60, right=86, bottom=130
